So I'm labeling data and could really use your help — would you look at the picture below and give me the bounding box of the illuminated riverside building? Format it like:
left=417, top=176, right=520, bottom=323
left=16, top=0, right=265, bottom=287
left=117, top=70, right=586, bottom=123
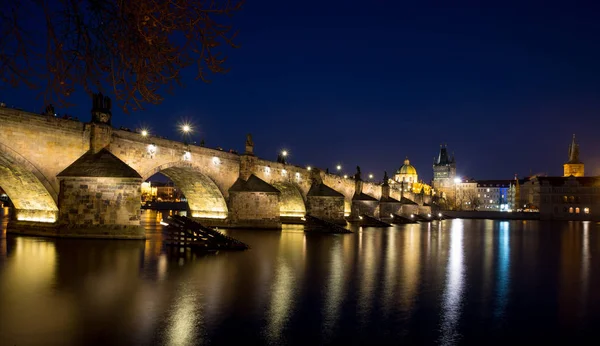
left=519, top=135, right=600, bottom=220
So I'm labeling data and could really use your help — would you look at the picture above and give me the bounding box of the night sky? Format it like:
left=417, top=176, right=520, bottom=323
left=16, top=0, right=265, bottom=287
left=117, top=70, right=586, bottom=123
left=4, top=1, right=600, bottom=182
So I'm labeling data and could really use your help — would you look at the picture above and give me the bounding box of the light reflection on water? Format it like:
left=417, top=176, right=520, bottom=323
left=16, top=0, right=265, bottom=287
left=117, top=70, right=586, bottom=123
left=1, top=210, right=600, bottom=345
left=439, top=219, right=465, bottom=345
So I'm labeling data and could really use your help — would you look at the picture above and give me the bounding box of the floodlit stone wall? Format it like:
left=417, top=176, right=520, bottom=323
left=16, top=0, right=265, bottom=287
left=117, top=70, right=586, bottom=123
left=0, top=108, right=90, bottom=203
left=228, top=191, right=281, bottom=228
left=58, top=177, right=142, bottom=228
left=306, top=195, right=345, bottom=224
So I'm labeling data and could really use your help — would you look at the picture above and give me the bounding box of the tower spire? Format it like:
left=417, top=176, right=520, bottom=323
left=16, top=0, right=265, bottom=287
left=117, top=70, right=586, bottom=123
left=568, top=134, right=580, bottom=164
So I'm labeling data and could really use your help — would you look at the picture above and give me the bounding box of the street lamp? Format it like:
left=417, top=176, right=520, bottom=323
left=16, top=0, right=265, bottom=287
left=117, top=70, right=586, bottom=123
left=182, top=124, right=191, bottom=134
left=141, top=129, right=148, bottom=137
left=282, top=150, right=288, bottom=157
left=336, top=165, right=342, bottom=171
left=368, top=173, right=374, bottom=180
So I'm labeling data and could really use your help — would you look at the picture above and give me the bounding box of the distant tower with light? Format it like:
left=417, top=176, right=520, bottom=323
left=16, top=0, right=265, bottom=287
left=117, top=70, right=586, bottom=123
left=432, top=144, right=456, bottom=197
left=563, top=134, right=584, bottom=177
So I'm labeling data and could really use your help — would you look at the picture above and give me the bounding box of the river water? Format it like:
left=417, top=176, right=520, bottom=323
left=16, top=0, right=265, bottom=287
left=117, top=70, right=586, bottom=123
left=1, top=208, right=600, bottom=345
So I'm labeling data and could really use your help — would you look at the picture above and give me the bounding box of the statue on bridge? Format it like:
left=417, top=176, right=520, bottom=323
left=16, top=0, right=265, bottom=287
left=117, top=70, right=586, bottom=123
left=91, top=92, right=112, bottom=125
left=245, top=133, right=254, bottom=155
left=354, top=166, right=362, bottom=181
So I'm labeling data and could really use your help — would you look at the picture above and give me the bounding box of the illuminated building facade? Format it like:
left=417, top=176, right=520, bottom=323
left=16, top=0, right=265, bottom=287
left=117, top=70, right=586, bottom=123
left=432, top=144, right=456, bottom=199
left=475, top=180, right=512, bottom=211
left=394, top=157, right=418, bottom=183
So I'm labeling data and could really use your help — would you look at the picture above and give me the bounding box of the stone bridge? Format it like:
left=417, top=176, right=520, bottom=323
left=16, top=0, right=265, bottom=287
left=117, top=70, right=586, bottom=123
left=0, top=107, right=433, bottom=239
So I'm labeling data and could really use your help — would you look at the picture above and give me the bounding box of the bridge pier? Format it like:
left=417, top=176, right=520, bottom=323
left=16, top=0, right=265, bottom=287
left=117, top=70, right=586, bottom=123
left=227, top=174, right=282, bottom=228
left=53, top=149, right=145, bottom=239
left=305, top=170, right=346, bottom=224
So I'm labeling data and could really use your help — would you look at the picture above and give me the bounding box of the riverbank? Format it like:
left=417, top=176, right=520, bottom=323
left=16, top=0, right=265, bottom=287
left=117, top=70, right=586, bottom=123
left=442, top=210, right=540, bottom=220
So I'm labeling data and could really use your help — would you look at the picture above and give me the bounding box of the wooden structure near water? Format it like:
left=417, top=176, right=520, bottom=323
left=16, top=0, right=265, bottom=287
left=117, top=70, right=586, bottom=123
left=163, top=215, right=249, bottom=250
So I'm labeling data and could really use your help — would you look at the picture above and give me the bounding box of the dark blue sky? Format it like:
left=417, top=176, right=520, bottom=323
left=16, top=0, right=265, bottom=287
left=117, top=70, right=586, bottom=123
left=5, top=1, right=600, bottom=182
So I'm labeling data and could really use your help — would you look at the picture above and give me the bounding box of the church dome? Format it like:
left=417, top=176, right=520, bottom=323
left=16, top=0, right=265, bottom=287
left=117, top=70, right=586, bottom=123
left=398, top=158, right=417, bottom=175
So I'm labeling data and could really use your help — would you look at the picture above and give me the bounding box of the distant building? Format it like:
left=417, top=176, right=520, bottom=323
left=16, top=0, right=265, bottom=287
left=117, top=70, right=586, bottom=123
left=528, top=176, right=599, bottom=220
left=563, top=134, right=584, bottom=177
left=432, top=144, right=456, bottom=199
left=141, top=181, right=183, bottom=202
left=476, top=180, right=512, bottom=211
left=454, top=178, right=478, bottom=210
left=519, top=135, right=600, bottom=220
left=394, top=157, right=418, bottom=183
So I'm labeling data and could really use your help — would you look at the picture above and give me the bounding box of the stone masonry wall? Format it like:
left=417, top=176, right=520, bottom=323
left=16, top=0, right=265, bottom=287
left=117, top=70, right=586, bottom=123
left=0, top=108, right=90, bottom=202
left=228, top=191, right=281, bottom=228
left=306, top=196, right=345, bottom=224
left=59, top=177, right=142, bottom=227
left=379, top=202, right=402, bottom=219
left=350, top=200, right=379, bottom=219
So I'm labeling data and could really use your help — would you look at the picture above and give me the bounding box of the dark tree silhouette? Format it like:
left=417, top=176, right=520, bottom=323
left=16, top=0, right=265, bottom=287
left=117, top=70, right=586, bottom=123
left=0, top=0, right=244, bottom=111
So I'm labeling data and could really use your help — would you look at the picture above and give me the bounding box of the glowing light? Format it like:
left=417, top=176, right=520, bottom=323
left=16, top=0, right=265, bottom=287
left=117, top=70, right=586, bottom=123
left=265, top=166, right=271, bottom=175
left=410, top=214, right=414, bottom=218
left=359, top=216, right=363, bottom=220
left=212, top=157, right=220, bottom=165
left=181, top=124, right=191, bottom=133
left=336, top=165, right=342, bottom=171
left=307, top=166, right=312, bottom=171
left=147, top=144, right=157, bottom=156
left=281, top=150, right=288, bottom=157
left=438, top=213, right=442, bottom=217
left=16, top=215, right=56, bottom=223
left=343, top=175, right=348, bottom=179
left=191, top=212, right=227, bottom=219
left=159, top=221, right=169, bottom=226
left=369, top=174, right=374, bottom=179
left=281, top=169, right=287, bottom=176
left=428, top=214, right=432, bottom=218
left=454, top=177, right=462, bottom=184
left=390, top=214, right=394, bottom=217
left=183, top=151, right=191, bottom=161
left=295, top=172, right=301, bottom=180
left=141, top=129, right=148, bottom=137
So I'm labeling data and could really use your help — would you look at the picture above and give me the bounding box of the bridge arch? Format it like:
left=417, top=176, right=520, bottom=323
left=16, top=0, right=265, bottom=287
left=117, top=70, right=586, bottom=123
left=272, top=182, right=306, bottom=217
left=142, top=162, right=228, bottom=219
left=0, top=143, right=58, bottom=222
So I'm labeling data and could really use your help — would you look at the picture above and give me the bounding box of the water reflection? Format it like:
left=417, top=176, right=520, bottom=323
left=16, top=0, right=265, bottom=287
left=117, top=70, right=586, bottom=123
left=266, top=231, right=305, bottom=344
left=1, top=211, right=600, bottom=345
left=323, top=236, right=346, bottom=337
left=440, top=219, right=465, bottom=345
left=357, top=227, right=380, bottom=326
left=495, top=221, right=510, bottom=319
left=398, top=225, right=421, bottom=315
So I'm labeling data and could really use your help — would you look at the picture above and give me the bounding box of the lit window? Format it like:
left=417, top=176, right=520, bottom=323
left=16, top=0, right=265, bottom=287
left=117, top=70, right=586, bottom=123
left=183, top=151, right=191, bottom=161
left=576, top=207, right=580, bottom=214
left=584, top=207, right=590, bottom=214
left=265, top=167, right=271, bottom=174
left=281, top=169, right=287, bottom=176
left=487, top=189, right=490, bottom=192
left=478, top=194, right=481, bottom=198
left=212, top=157, right=220, bottom=165
left=489, top=199, right=493, bottom=203
left=569, top=207, right=574, bottom=214
left=295, top=172, right=301, bottom=181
